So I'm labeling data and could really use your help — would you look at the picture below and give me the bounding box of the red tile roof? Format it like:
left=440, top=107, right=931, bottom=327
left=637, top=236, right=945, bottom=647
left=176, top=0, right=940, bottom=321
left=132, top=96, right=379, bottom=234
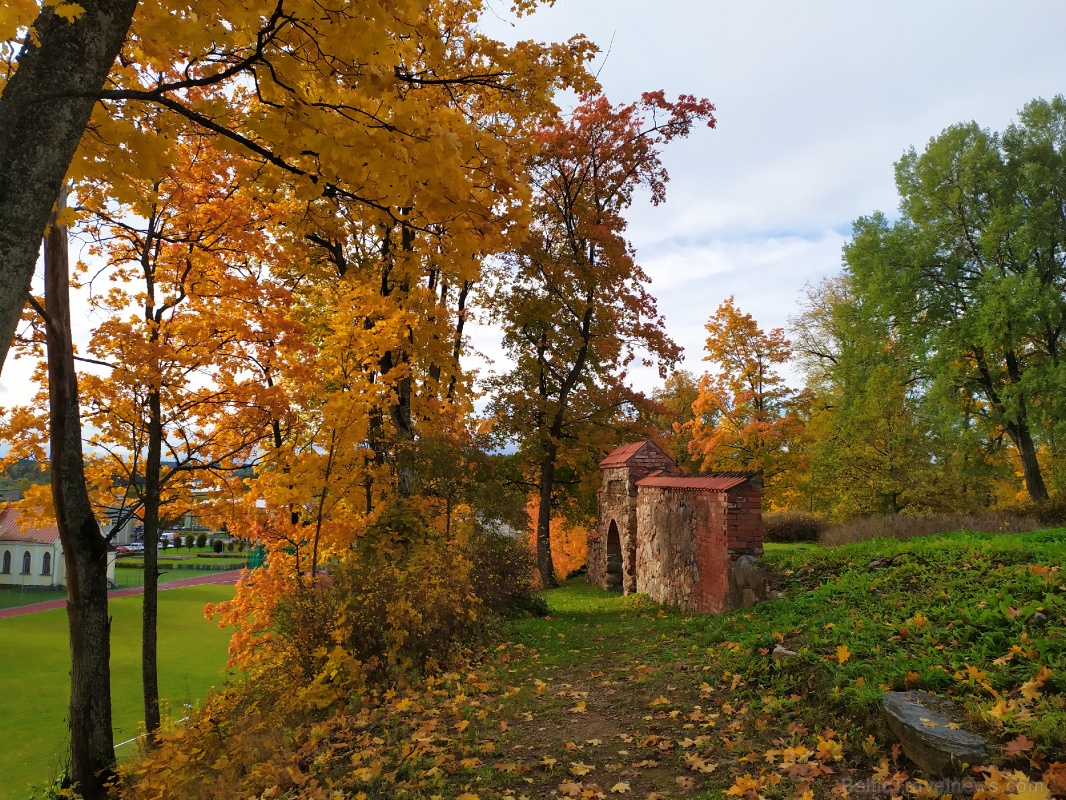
left=0, top=507, right=60, bottom=544
left=636, top=473, right=751, bottom=492
left=599, top=440, right=674, bottom=468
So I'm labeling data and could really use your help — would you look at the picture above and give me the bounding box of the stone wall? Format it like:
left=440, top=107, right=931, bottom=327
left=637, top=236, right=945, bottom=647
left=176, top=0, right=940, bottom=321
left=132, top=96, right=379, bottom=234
left=635, top=486, right=721, bottom=612
left=590, top=442, right=770, bottom=615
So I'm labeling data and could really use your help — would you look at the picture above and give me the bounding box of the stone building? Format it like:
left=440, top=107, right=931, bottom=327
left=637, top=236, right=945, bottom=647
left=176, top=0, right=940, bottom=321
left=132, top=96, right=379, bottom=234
left=587, top=441, right=771, bottom=614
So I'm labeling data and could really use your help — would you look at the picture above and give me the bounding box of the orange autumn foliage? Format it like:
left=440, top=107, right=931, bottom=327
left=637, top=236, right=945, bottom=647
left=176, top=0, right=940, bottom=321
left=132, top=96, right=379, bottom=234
left=526, top=498, right=589, bottom=582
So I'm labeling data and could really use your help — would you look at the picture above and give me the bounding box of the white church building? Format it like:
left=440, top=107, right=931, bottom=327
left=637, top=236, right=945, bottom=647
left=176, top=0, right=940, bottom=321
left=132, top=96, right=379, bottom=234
left=0, top=507, right=116, bottom=589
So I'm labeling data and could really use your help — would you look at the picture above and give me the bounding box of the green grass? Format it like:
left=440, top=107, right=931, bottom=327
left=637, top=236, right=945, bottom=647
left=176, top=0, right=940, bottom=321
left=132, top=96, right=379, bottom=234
left=0, top=586, right=67, bottom=610
left=0, top=584, right=237, bottom=800
left=763, top=540, right=821, bottom=556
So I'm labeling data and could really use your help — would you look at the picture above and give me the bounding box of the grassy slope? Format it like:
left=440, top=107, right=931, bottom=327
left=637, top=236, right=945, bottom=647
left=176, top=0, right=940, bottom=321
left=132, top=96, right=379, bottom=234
left=0, top=584, right=236, bottom=800
left=118, top=529, right=1065, bottom=800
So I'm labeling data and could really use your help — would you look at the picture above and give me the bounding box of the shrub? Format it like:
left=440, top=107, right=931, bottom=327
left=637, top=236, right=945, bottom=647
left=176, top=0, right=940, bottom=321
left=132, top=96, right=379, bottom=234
left=226, top=540, right=235, bottom=552
left=212, top=539, right=224, bottom=553
left=273, top=541, right=482, bottom=681
left=196, top=532, right=208, bottom=549
left=466, top=531, right=547, bottom=617
left=763, top=511, right=826, bottom=543
left=185, top=533, right=196, bottom=550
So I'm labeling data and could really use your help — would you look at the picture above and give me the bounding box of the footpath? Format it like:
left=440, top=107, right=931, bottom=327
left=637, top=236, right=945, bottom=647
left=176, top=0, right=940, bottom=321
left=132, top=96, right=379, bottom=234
left=0, top=569, right=242, bottom=619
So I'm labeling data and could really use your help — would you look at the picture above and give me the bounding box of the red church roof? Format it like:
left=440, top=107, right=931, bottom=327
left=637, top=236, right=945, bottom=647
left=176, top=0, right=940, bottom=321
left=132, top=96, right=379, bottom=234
left=0, top=507, right=61, bottom=544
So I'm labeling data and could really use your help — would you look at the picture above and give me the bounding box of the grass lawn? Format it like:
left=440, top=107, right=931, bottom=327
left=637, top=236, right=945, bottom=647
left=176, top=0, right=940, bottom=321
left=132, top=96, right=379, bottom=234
left=0, top=586, right=67, bottom=610
left=0, top=584, right=236, bottom=800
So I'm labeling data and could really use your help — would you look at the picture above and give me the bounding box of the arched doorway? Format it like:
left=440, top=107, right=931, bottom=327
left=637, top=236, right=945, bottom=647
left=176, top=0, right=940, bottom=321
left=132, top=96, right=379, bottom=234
left=605, top=521, right=623, bottom=591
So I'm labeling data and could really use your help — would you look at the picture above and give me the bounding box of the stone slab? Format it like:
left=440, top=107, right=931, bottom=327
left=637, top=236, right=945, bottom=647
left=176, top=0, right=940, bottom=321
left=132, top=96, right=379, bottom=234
left=882, top=691, right=987, bottom=777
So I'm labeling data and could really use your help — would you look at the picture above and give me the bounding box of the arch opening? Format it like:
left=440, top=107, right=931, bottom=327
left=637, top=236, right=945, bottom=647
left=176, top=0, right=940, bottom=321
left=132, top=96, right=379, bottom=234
left=605, top=521, right=622, bottom=592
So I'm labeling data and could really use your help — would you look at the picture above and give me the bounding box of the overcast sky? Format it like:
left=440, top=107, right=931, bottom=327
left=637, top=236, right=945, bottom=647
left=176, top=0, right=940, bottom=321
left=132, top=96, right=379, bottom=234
left=2, top=2, right=1065, bottom=411
left=471, top=0, right=1066, bottom=391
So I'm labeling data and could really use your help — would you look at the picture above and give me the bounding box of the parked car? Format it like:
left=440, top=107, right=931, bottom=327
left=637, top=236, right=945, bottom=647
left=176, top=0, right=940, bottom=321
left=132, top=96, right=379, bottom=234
left=127, top=542, right=145, bottom=552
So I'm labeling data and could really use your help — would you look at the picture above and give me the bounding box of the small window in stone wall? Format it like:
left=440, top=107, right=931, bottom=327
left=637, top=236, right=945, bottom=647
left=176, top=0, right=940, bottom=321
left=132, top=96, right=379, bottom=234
left=607, top=479, right=623, bottom=494
left=21, top=551, right=31, bottom=574
left=1, top=550, right=9, bottom=573
left=42, top=552, right=51, bottom=576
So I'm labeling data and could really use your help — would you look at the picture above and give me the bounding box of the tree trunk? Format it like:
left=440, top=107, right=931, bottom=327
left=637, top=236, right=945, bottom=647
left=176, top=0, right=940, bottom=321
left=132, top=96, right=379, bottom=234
left=0, top=0, right=137, bottom=376
left=1007, top=423, right=1049, bottom=504
left=141, top=386, right=163, bottom=739
left=44, top=190, right=116, bottom=799
left=536, top=443, right=559, bottom=588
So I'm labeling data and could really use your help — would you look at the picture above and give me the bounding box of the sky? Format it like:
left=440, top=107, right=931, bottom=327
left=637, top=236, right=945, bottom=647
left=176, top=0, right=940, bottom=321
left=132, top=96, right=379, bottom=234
left=469, top=0, right=1066, bottom=391
left=1, top=1, right=1065, bottom=411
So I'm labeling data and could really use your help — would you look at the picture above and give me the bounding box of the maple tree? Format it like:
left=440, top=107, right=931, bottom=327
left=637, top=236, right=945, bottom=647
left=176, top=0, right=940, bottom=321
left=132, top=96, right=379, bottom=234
left=0, top=1, right=137, bottom=376
left=0, top=0, right=596, bottom=380
left=689, top=297, right=810, bottom=508
left=2, top=3, right=600, bottom=791
left=648, top=369, right=708, bottom=471
left=487, top=92, right=713, bottom=586
left=78, top=133, right=297, bottom=739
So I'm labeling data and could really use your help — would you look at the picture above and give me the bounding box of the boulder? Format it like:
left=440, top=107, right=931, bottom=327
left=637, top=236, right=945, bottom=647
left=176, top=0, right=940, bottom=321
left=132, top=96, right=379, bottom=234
left=771, top=645, right=798, bottom=660
left=882, top=691, right=987, bottom=777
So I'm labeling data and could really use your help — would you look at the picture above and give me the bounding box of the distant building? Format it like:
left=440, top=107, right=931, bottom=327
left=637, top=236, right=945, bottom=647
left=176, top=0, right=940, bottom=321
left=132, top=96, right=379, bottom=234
left=0, top=507, right=117, bottom=589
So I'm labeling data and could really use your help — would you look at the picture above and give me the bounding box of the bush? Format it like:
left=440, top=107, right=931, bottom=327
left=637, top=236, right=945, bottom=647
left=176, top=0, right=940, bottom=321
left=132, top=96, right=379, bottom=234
left=185, top=533, right=196, bottom=550
left=763, top=511, right=826, bottom=543
left=196, top=532, right=208, bottom=549
left=465, top=531, right=547, bottom=617
left=273, top=541, right=482, bottom=681
left=226, top=540, right=235, bottom=552
left=212, top=539, right=224, bottom=553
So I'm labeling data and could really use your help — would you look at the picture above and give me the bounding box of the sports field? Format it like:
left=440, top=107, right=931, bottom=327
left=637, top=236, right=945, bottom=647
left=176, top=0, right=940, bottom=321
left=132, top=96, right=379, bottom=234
left=0, top=584, right=236, bottom=800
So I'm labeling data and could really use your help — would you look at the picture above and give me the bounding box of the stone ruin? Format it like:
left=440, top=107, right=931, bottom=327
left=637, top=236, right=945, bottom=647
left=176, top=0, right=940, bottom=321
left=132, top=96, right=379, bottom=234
left=587, top=440, right=774, bottom=614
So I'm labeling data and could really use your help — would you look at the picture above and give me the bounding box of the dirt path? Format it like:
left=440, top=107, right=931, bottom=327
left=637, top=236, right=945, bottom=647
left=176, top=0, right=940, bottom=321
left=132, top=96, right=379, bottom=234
left=0, top=570, right=241, bottom=619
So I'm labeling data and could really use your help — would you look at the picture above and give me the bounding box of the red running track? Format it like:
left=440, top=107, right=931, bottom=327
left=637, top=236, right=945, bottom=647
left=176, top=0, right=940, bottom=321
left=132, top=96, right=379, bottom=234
left=0, top=570, right=242, bottom=619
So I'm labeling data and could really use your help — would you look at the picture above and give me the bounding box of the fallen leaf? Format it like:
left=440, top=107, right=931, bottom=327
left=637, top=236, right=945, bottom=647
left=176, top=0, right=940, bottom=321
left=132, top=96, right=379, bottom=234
left=1005, top=734, right=1035, bottom=757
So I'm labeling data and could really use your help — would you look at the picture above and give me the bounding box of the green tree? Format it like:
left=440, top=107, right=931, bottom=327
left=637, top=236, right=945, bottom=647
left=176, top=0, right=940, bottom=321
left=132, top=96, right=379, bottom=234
left=846, top=97, right=1066, bottom=503
left=792, top=275, right=1001, bottom=517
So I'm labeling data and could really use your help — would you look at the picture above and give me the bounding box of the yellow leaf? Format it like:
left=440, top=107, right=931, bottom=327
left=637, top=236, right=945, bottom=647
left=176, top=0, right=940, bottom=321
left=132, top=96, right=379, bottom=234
left=610, top=781, right=631, bottom=793
left=52, top=2, right=84, bottom=22
left=836, top=644, right=851, bottom=664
